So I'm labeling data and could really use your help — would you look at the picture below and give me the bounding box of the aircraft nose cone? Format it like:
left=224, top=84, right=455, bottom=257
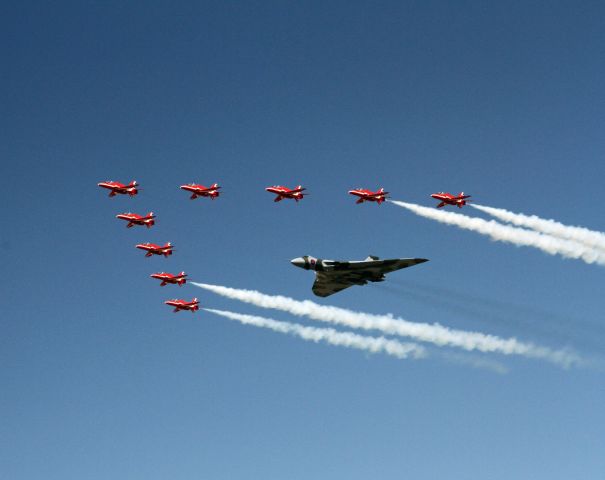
left=291, top=257, right=306, bottom=268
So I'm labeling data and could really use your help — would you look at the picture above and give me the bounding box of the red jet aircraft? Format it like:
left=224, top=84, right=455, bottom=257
left=116, top=212, right=155, bottom=228
left=265, top=185, right=307, bottom=202
left=136, top=242, right=173, bottom=257
left=98, top=180, right=139, bottom=197
left=431, top=192, right=471, bottom=208
left=150, top=271, right=187, bottom=286
left=180, top=183, right=221, bottom=200
left=348, top=187, right=389, bottom=205
left=165, top=298, right=200, bottom=313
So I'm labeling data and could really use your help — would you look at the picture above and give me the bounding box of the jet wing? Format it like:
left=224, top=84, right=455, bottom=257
left=311, top=258, right=428, bottom=297
left=312, top=272, right=357, bottom=297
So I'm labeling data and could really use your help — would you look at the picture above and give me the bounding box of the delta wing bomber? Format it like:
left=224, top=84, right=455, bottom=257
left=291, top=255, right=429, bottom=297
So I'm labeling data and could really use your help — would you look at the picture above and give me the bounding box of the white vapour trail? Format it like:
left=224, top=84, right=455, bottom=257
left=389, top=200, right=605, bottom=266
left=204, top=308, right=427, bottom=359
left=192, top=283, right=581, bottom=368
left=471, top=204, right=605, bottom=253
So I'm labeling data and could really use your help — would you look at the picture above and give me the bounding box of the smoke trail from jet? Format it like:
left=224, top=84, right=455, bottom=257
left=204, top=308, right=427, bottom=359
left=389, top=200, right=605, bottom=266
left=192, top=283, right=581, bottom=368
left=470, top=204, right=605, bottom=252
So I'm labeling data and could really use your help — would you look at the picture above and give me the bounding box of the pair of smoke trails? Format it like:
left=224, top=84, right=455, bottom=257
left=204, top=308, right=426, bottom=360
left=205, top=308, right=509, bottom=374
left=389, top=201, right=605, bottom=266
left=470, top=204, right=605, bottom=253
left=192, top=282, right=580, bottom=368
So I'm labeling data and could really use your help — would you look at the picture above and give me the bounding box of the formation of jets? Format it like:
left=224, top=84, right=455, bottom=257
left=99, top=179, right=472, bottom=307
left=98, top=180, right=472, bottom=208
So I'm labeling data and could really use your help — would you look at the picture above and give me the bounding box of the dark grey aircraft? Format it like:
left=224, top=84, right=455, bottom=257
left=290, top=255, right=429, bottom=297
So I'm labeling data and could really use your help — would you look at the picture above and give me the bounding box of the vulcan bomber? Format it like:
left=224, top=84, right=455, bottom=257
left=291, top=255, right=429, bottom=297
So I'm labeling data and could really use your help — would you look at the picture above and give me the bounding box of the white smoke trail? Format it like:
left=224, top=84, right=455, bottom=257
left=204, top=308, right=426, bottom=359
left=192, top=283, right=581, bottom=368
left=389, top=200, right=605, bottom=266
left=471, top=204, right=605, bottom=252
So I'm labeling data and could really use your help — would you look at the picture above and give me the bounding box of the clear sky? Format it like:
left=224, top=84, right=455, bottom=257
left=2, top=1, right=604, bottom=478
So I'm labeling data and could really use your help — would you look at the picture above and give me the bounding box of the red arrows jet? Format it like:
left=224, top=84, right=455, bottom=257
left=116, top=212, right=155, bottom=228
left=165, top=298, right=200, bottom=313
left=180, top=183, right=221, bottom=200
left=98, top=180, right=139, bottom=197
left=136, top=242, right=173, bottom=257
left=348, top=187, right=389, bottom=205
left=431, top=192, right=471, bottom=208
left=150, top=271, right=187, bottom=286
left=265, top=185, right=307, bottom=202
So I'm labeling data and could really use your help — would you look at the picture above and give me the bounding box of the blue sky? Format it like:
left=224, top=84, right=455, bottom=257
left=2, top=1, right=604, bottom=478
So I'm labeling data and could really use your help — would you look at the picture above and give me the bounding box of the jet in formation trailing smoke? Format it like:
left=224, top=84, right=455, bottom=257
left=265, top=185, right=307, bottom=202
left=116, top=212, right=155, bottom=228
left=180, top=183, right=221, bottom=200
left=165, top=297, right=200, bottom=313
left=136, top=242, right=174, bottom=258
left=98, top=180, right=139, bottom=197
left=291, top=255, right=429, bottom=297
left=348, top=187, right=389, bottom=204
left=431, top=191, right=471, bottom=208
left=150, top=271, right=187, bottom=286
